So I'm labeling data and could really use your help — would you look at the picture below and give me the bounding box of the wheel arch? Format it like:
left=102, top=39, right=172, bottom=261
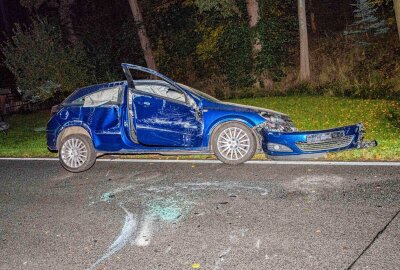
left=207, top=118, right=259, bottom=151
left=56, top=124, right=92, bottom=150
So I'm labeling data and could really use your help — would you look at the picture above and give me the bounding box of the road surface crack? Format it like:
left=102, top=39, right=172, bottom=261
left=345, top=208, right=400, bottom=270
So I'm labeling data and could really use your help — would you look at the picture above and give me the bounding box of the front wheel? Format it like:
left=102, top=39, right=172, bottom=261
left=59, top=134, right=96, bottom=173
left=212, top=122, right=257, bottom=165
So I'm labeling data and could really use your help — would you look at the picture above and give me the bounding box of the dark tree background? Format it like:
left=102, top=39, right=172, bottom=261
left=1, top=0, right=399, bottom=101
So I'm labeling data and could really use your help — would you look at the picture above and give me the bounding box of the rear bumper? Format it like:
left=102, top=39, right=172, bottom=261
left=46, top=116, right=61, bottom=151
left=261, top=123, right=377, bottom=158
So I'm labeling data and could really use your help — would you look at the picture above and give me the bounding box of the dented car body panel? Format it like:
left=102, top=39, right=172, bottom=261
left=132, top=92, right=203, bottom=147
left=47, top=64, right=377, bottom=160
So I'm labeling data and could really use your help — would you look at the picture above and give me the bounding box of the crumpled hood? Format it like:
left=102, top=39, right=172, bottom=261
left=220, top=102, right=288, bottom=117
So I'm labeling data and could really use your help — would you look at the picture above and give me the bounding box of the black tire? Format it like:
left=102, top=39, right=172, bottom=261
left=212, top=122, right=257, bottom=165
left=59, top=134, right=96, bottom=173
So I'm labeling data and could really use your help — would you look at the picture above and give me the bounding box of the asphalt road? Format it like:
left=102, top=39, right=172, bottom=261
left=0, top=159, right=399, bottom=270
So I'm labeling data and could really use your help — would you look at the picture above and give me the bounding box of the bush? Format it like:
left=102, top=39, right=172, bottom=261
left=386, top=106, right=400, bottom=129
left=218, top=23, right=254, bottom=89
left=1, top=18, right=93, bottom=102
left=307, top=35, right=400, bottom=100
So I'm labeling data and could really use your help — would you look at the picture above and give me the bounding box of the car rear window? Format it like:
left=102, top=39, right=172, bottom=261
left=70, top=86, right=123, bottom=107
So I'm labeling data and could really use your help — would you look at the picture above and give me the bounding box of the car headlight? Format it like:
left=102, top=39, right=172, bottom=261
left=258, top=112, right=297, bottom=132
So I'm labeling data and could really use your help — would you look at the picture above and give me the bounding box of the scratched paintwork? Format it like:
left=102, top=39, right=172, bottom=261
left=46, top=63, right=375, bottom=158
left=133, top=92, right=202, bottom=147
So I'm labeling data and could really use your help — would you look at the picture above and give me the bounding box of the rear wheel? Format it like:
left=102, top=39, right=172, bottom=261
left=212, top=122, right=256, bottom=165
left=59, top=134, right=96, bottom=172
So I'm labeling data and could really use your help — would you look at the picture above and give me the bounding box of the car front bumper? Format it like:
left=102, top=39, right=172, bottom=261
left=261, top=123, right=377, bottom=159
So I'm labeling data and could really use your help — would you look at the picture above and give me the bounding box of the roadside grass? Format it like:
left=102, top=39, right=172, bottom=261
left=0, top=110, right=55, bottom=157
left=0, top=96, right=399, bottom=160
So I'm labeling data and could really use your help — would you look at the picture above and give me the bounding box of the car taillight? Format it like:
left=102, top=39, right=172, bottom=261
left=51, top=105, right=61, bottom=116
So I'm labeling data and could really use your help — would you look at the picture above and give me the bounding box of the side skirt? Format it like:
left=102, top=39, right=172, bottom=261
left=96, top=148, right=212, bottom=156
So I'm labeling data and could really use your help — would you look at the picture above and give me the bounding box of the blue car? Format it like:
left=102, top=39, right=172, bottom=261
left=47, top=64, right=377, bottom=172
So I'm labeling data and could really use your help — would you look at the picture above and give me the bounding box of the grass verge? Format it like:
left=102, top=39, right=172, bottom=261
left=0, top=96, right=399, bottom=160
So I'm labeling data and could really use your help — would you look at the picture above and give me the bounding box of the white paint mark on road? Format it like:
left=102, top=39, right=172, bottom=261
left=87, top=180, right=269, bottom=268
left=145, top=182, right=269, bottom=197
left=2, top=157, right=400, bottom=166
left=87, top=205, right=137, bottom=270
left=256, top=239, right=261, bottom=249
left=133, top=215, right=154, bottom=247
left=214, top=247, right=231, bottom=270
left=99, top=159, right=400, bottom=166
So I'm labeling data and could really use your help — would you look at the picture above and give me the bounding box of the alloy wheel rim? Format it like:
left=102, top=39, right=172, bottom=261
left=217, top=127, right=250, bottom=161
left=61, top=138, right=88, bottom=168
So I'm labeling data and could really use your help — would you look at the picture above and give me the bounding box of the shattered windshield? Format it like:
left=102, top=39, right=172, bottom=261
left=178, top=83, right=221, bottom=103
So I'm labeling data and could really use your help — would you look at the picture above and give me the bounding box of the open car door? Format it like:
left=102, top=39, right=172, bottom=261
left=122, top=64, right=203, bottom=147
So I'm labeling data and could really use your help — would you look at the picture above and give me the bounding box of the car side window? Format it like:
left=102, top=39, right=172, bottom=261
left=71, top=86, right=123, bottom=107
left=135, top=84, right=186, bottom=103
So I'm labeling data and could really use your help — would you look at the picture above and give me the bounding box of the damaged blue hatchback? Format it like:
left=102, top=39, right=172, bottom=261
left=47, top=64, right=377, bottom=172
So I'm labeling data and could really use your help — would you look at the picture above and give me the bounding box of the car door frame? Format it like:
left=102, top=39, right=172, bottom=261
left=122, top=64, right=204, bottom=147
left=122, top=63, right=185, bottom=92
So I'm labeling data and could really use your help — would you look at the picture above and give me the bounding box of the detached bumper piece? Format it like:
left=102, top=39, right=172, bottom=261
left=262, top=123, right=377, bottom=160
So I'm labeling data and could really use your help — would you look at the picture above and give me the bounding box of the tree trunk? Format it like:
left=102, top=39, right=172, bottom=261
left=127, top=0, right=157, bottom=71
left=394, top=0, right=400, bottom=41
left=58, top=0, right=78, bottom=44
left=309, top=0, right=317, bottom=34
left=245, top=0, right=261, bottom=54
left=298, top=0, right=310, bottom=81
left=310, top=12, right=317, bottom=34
